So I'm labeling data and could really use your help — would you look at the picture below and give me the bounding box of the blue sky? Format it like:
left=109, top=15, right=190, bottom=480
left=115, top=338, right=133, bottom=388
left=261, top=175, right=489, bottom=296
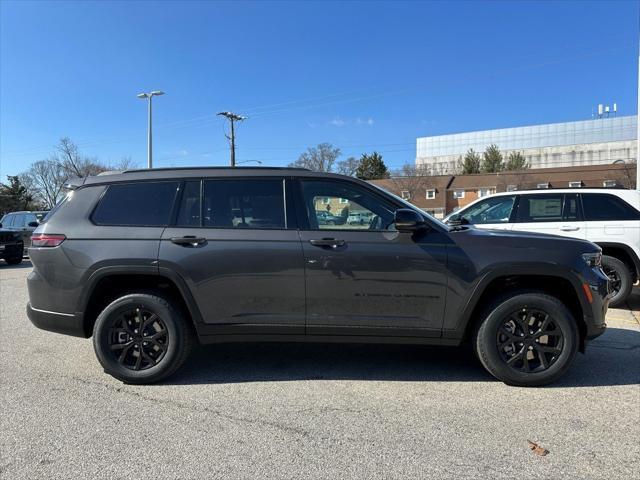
left=1, top=0, right=638, bottom=177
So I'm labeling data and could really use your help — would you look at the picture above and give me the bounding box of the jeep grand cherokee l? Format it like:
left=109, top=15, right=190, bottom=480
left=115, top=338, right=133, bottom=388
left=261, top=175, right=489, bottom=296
left=26, top=167, right=610, bottom=386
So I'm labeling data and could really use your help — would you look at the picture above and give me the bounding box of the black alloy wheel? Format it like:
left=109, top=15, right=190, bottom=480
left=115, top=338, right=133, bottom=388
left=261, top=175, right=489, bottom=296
left=108, top=308, right=169, bottom=371
left=497, top=308, right=563, bottom=373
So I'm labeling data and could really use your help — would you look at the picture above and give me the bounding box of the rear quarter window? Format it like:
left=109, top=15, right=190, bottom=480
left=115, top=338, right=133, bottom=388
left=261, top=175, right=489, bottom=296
left=581, top=193, right=640, bottom=221
left=92, top=181, right=179, bottom=226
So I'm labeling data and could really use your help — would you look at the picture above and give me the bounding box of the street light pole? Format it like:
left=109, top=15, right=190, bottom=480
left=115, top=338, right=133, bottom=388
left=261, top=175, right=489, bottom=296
left=137, top=90, right=165, bottom=169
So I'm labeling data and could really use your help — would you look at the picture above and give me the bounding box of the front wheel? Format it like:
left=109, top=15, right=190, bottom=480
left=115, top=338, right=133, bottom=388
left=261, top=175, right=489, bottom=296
left=474, top=292, right=578, bottom=387
left=4, top=255, right=23, bottom=265
left=93, top=293, right=194, bottom=384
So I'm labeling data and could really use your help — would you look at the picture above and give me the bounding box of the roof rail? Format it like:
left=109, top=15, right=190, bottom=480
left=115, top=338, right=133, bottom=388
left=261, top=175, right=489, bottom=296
left=121, top=166, right=311, bottom=173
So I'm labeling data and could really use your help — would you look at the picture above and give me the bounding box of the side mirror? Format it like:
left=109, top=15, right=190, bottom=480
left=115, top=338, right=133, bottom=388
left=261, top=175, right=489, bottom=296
left=447, top=213, right=461, bottom=226
left=28, top=221, right=39, bottom=228
left=0, top=223, right=2, bottom=228
left=394, top=209, right=427, bottom=232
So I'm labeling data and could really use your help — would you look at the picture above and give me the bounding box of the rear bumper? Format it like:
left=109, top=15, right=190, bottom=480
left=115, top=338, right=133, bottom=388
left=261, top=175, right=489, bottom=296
left=26, top=303, right=87, bottom=338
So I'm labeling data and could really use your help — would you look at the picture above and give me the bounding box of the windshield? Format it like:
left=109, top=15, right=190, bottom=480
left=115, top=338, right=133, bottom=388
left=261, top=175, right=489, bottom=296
left=369, top=183, right=450, bottom=230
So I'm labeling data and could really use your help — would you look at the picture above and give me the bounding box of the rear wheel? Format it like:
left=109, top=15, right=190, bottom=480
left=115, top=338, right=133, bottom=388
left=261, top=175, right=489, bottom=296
left=601, top=255, right=632, bottom=307
left=93, top=292, right=194, bottom=384
left=474, top=292, right=578, bottom=387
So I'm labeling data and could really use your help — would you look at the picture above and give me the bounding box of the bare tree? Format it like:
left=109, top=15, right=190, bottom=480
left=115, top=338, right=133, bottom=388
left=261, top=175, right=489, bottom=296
left=289, top=143, right=341, bottom=172
left=57, top=137, right=106, bottom=177
left=27, top=159, right=68, bottom=209
left=388, top=163, right=434, bottom=200
left=111, top=156, right=137, bottom=171
left=335, top=156, right=359, bottom=176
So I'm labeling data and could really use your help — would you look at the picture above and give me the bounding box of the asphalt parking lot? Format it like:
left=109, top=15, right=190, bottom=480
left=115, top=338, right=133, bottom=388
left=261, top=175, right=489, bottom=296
left=1, top=261, right=639, bottom=480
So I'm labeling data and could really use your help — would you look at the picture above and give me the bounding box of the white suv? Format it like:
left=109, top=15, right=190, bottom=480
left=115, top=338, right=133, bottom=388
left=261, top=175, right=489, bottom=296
left=445, top=189, right=640, bottom=306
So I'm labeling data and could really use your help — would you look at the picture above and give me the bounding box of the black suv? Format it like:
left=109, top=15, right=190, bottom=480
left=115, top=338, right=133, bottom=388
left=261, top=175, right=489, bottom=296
left=0, top=210, right=48, bottom=255
left=26, top=168, right=610, bottom=386
left=0, top=222, right=23, bottom=265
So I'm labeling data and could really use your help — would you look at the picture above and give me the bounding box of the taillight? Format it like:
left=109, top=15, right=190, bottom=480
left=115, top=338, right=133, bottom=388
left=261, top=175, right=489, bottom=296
left=31, top=234, right=66, bottom=247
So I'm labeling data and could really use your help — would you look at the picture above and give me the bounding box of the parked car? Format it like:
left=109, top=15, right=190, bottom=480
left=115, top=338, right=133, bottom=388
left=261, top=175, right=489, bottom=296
left=0, top=210, right=48, bottom=255
left=0, top=223, right=23, bottom=265
left=347, top=212, right=369, bottom=225
left=315, top=210, right=340, bottom=225
left=27, top=167, right=609, bottom=386
left=444, top=189, right=639, bottom=307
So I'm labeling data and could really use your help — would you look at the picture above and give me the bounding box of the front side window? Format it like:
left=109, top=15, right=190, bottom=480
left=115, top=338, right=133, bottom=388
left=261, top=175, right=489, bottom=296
left=301, top=180, right=395, bottom=231
left=516, top=194, right=564, bottom=223
left=92, top=181, right=179, bottom=226
left=459, top=195, right=515, bottom=224
left=12, top=214, right=25, bottom=227
left=201, top=179, right=286, bottom=229
left=1, top=214, right=14, bottom=227
left=581, top=193, right=640, bottom=221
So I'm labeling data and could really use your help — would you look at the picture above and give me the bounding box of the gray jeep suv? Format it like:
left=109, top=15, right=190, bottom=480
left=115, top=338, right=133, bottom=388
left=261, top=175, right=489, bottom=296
left=26, top=167, right=610, bottom=386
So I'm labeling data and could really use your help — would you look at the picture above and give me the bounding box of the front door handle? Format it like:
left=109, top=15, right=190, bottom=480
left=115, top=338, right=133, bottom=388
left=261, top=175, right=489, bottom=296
left=309, top=238, right=345, bottom=248
left=560, top=226, right=580, bottom=231
left=170, top=236, right=206, bottom=246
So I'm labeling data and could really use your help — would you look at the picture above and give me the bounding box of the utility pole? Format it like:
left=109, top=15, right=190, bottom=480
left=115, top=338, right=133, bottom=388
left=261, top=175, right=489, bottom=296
left=137, top=91, right=165, bottom=169
left=217, top=111, right=246, bottom=167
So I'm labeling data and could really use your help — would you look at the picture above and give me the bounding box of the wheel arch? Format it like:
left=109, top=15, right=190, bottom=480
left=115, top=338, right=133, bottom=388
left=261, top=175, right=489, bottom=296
left=453, top=268, right=590, bottom=353
left=80, top=267, right=203, bottom=337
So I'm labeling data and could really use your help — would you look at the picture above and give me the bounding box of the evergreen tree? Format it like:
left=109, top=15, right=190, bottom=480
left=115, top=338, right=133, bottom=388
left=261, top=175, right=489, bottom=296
left=460, top=149, right=481, bottom=174
left=355, top=152, right=390, bottom=180
left=0, top=176, right=36, bottom=215
left=481, top=144, right=503, bottom=173
left=504, top=151, right=529, bottom=171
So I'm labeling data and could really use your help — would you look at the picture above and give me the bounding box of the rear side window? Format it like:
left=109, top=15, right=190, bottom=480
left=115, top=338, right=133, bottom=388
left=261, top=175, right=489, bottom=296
left=92, top=182, right=179, bottom=226
left=175, top=181, right=201, bottom=227
left=516, top=194, right=564, bottom=223
left=582, top=193, right=640, bottom=221
left=199, top=179, right=286, bottom=229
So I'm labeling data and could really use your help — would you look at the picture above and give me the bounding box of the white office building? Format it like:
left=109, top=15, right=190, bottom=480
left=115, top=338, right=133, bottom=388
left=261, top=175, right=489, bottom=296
left=416, top=115, right=637, bottom=174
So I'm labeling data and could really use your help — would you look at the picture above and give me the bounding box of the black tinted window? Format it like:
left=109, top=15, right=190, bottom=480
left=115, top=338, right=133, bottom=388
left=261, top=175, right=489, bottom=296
left=202, top=179, right=286, bottom=229
left=176, top=181, right=201, bottom=227
left=582, top=193, right=640, bottom=221
left=92, top=182, right=179, bottom=226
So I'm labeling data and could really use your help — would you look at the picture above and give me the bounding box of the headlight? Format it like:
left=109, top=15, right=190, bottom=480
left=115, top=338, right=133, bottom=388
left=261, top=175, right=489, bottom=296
left=582, top=252, right=602, bottom=268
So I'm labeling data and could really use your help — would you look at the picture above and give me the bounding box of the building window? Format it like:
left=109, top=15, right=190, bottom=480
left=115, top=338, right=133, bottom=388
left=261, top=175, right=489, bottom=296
left=506, top=185, right=517, bottom=192
left=568, top=181, right=583, bottom=188
left=426, top=189, right=436, bottom=199
left=401, top=191, right=411, bottom=200
left=322, top=197, right=331, bottom=204
left=477, top=187, right=495, bottom=198
left=339, top=198, right=349, bottom=204
left=453, top=190, right=465, bottom=199
left=603, top=180, right=618, bottom=188
left=537, top=183, right=551, bottom=189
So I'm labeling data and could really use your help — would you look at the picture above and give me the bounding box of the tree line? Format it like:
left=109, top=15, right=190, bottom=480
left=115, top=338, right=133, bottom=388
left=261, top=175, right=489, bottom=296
left=457, top=144, right=528, bottom=174
left=0, top=137, right=134, bottom=213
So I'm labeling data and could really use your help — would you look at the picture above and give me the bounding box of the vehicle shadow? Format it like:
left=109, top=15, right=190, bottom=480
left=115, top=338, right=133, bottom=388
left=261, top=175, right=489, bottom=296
left=166, top=327, right=639, bottom=388
left=0, top=259, right=32, bottom=269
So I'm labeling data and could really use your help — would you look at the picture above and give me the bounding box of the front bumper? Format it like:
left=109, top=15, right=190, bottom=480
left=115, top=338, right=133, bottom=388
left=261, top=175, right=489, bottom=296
left=0, top=242, right=23, bottom=258
left=26, top=303, right=86, bottom=338
left=583, top=266, right=611, bottom=342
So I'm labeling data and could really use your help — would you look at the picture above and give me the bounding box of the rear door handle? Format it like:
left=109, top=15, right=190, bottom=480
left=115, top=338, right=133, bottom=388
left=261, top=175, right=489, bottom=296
left=170, top=236, right=206, bottom=246
left=309, top=238, right=345, bottom=248
left=560, top=226, right=580, bottom=231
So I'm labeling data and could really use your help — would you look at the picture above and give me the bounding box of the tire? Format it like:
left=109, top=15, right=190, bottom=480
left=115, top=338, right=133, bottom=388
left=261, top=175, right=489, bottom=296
left=601, top=255, right=632, bottom=308
left=92, top=292, right=194, bottom=384
left=474, top=292, right=579, bottom=387
left=4, top=255, right=23, bottom=265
